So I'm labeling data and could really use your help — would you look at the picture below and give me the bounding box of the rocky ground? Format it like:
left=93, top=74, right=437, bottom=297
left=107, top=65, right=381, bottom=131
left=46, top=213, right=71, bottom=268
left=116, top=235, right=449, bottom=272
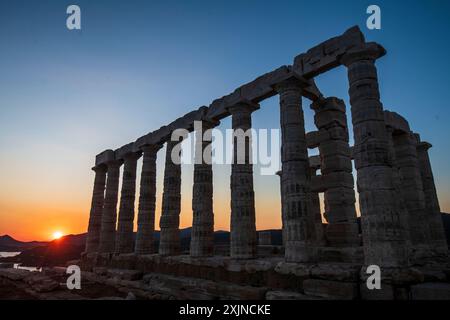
left=0, top=267, right=137, bottom=300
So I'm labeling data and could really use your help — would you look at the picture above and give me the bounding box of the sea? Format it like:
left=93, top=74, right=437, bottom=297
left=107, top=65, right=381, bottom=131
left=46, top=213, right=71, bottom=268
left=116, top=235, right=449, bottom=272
left=0, top=252, right=41, bottom=272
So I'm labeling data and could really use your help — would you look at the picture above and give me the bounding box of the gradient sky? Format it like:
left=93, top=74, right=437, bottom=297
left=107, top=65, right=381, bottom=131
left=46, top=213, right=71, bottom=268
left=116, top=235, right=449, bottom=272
left=1, top=0, right=450, bottom=241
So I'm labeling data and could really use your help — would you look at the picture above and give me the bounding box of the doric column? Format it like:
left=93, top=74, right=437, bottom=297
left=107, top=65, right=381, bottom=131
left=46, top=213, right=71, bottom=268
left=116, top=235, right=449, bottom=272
left=135, top=144, right=161, bottom=255
left=275, top=78, right=315, bottom=262
left=190, top=121, right=215, bottom=257
left=392, top=132, right=430, bottom=258
left=311, top=97, right=359, bottom=247
left=228, top=101, right=258, bottom=259
left=385, top=126, right=412, bottom=251
left=341, top=43, right=409, bottom=267
left=115, top=152, right=141, bottom=254
left=415, top=136, right=448, bottom=256
left=85, top=165, right=107, bottom=253
left=159, top=139, right=182, bottom=256
left=99, top=160, right=122, bottom=253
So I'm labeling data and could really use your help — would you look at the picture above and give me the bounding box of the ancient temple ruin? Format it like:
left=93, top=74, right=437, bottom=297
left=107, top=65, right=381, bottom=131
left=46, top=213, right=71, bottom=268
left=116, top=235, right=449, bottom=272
left=81, top=26, right=450, bottom=300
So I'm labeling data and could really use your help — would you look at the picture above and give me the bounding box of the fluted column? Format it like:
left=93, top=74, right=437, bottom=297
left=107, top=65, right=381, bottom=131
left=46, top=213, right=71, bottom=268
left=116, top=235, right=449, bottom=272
left=385, top=127, right=412, bottom=251
left=159, top=140, right=182, bottom=256
left=85, top=165, right=107, bottom=253
left=99, top=160, right=122, bottom=253
left=115, top=152, right=141, bottom=254
left=311, top=97, right=359, bottom=247
left=416, top=137, right=448, bottom=256
left=135, top=144, right=161, bottom=255
left=190, top=121, right=215, bottom=257
left=341, top=43, right=409, bottom=267
left=229, top=101, right=258, bottom=259
left=392, top=132, right=430, bottom=259
left=276, top=78, right=315, bottom=262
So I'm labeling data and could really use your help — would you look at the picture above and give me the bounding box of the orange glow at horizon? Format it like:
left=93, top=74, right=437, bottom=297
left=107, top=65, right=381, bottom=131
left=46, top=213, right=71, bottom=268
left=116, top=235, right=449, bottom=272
left=52, top=231, right=63, bottom=239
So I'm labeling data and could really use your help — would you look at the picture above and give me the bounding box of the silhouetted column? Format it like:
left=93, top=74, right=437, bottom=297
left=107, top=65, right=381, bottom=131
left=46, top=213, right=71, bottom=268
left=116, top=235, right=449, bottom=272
left=115, top=152, right=141, bottom=254
left=135, top=144, right=161, bottom=255
left=229, top=101, right=258, bottom=259
left=99, top=160, right=122, bottom=253
left=85, top=165, right=107, bottom=253
left=190, top=121, right=215, bottom=257
left=341, top=43, right=409, bottom=267
left=385, top=126, right=411, bottom=252
left=159, top=140, right=182, bottom=256
left=416, top=136, right=448, bottom=256
left=392, top=132, right=430, bottom=258
left=275, top=78, right=314, bottom=262
left=311, top=97, right=359, bottom=247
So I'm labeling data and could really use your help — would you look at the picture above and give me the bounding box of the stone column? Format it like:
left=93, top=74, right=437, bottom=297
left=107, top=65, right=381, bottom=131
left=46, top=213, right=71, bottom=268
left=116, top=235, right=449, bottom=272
left=385, top=127, right=411, bottom=251
left=228, top=101, right=258, bottom=259
left=85, top=165, right=107, bottom=253
left=275, top=78, right=315, bottom=262
left=190, top=121, right=215, bottom=257
left=115, top=152, right=141, bottom=254
left=311, top=97, right=359, bottom=247
left=159, top=139, right=182, bottom=256
left=416, top=137, right=448, bottom=256
left=392, top=132, right=430, bottom=258
left=99, top=160, right=122, bottom=253
left=135, top=144, right=161, bottom=255
left=341, top=43, right=409, bottom=267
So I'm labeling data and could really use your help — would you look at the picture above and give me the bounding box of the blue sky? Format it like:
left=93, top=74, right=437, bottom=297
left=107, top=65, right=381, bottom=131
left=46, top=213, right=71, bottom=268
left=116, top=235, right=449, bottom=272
left=1, top=0, right=450, bottom=239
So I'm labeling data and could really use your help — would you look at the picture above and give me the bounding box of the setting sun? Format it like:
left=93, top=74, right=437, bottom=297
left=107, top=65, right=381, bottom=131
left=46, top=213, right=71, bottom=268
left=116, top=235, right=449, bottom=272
left=52, top=231, right=63, bottom=240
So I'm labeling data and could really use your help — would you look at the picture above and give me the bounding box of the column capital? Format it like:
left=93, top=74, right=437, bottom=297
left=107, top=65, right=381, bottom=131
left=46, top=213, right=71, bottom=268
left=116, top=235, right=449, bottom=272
left=310, top=97, right=345, bottom=113
left=417, top=141, right=432, bottom=151
left=340, top=42, right=386, bottom=66
left=106, top=159, right=123, bottom=168
left=227, top=99, right=260, bottom=115
left=91, top=164, right=107, bottom=173
left=123, top=151, right=142, bottom=161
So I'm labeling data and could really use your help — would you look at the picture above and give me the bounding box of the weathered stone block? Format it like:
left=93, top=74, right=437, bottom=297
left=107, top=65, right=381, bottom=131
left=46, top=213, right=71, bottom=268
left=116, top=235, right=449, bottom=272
left=310, top=263, right=360, bottom=282
left=303, top=279, right=358, bottom=300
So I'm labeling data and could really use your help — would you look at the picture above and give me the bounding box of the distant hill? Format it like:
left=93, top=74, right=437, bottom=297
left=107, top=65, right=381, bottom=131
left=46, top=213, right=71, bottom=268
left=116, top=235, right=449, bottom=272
left=0, top=233, right=87, bottom=267
left=0, top=235, right=47, bottom=252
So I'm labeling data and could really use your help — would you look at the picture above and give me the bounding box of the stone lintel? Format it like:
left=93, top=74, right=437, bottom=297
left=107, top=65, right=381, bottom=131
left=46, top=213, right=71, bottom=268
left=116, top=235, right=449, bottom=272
left=206, top=67, right=322, bottom=121
left=226, top=99, right=260, bottom=114
left=115, top=143, right=141, bottom=161
left=293, top=26, right=366, bottom=79
left=95, top=149, right=116, bottom=167
left=134, top=107, right=209, bottom=149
